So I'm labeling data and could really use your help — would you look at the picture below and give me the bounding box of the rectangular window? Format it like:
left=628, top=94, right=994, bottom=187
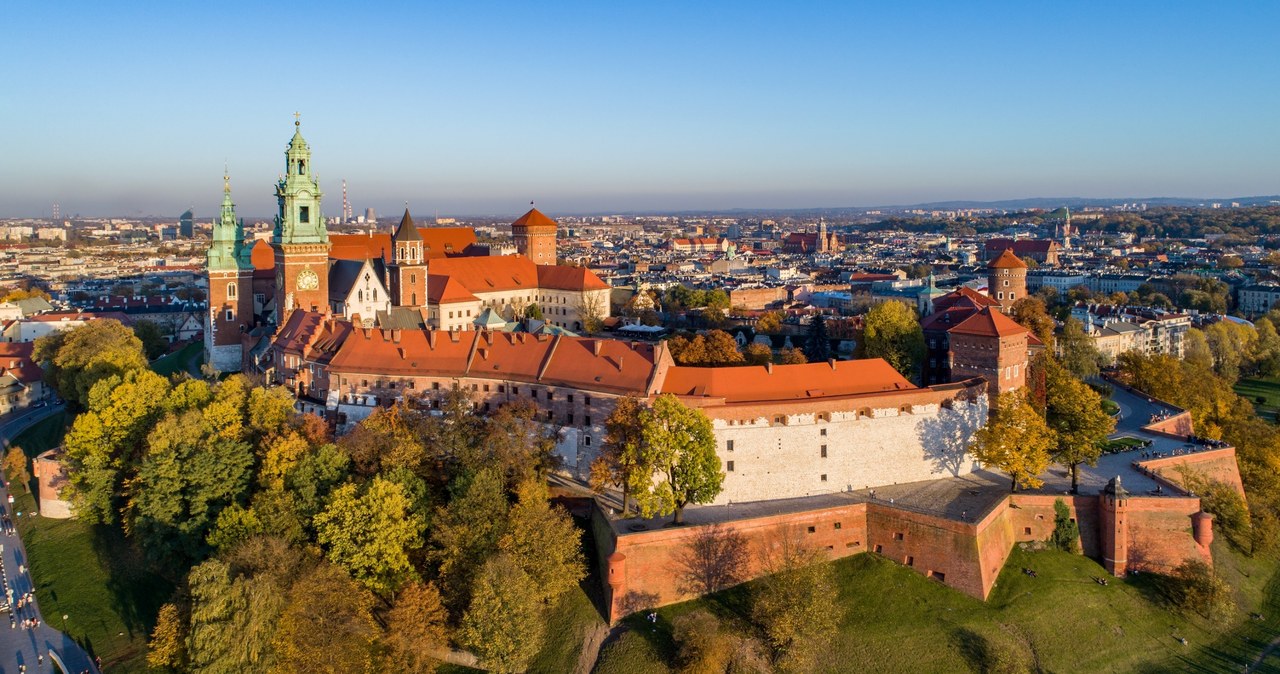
left=300, top=206, right=310, bottom=223
left=567, top=414, right=574, bottom=424
left=834, top=522, right=842, bottom=530
left=807, top=526, right=816, bottom=534
left=726, top=440, right=734, bottom=452
left=224, top=309, right=234, bottom=322
left=726, top=460, right=734, bottom=472
left=432, top=382, right=440, bottom=390
left=584, top=416, right=591, bottom=426
left=820, top=474, right=828, bottom=482
left=568, top=394, right=575, bottom=403
left=821, top=445, right=827, bottom=458
left=483, top=384, right=490, bottom=392
left=820, top=428, right=827, bottom=436
left=584, top=396, right=592, bottom=406
left=894, top=532, right=904, bottom=541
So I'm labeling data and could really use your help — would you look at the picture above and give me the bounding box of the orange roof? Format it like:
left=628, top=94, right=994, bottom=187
left=330, top=228, right=477, bottom=263
left=511, top=207, right=557, bottom=230
left=327, top=330, right=656, bottom=395
left=427, top=274, right=479, bottom=304
left=661, top=359, right=915, bottom=404
left=251, top=239, right=274, bottom=271
left=948, top=307, right=1030, bottom=338
left=988, top=248, right=1028, bottom=269
left=930, top=286, right=1000, bottom=313
left=428, top=256, right=539, bottom=293
left=537, top=264, right=610, bottom=291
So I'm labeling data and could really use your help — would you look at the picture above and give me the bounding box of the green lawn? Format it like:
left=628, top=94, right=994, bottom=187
left=7, top=413, right=172, bottom=673
left=1102, top=436, right=1145, bottom=453
left=1235, top=378, right=1280, bottom=422
left=1102, top=399, right=1121, bottom=416
left=151, top=341, right=204, bottom=378
left=594, top=542, right=1280, bottom=674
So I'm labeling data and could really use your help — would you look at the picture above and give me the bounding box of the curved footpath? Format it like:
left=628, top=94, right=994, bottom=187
left=0, top=405, right=98, bottom=674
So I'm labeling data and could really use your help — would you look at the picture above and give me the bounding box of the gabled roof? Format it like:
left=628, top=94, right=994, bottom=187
left=328, top=258, right=387, bottom=302
left=393, top=209, right=422, bottom=243
left=251, top=239, right=274, bottom=271
left=948, top=307, right=1030, bottom=338
left=660, top=358, right=914, bottom=404
left=377, top=307, right=427, bottom=330
left=988, top=248, right=1028, bottom=269
left=429, top=256, right=538, bottom=293
left=930, top=286, right=1000, bottom=313
left=427, top=274, right=479, bottom=304
left=511, top=208, right=557, bottom=230
left=330, top=228, right=478, bottom=263
left=536, top=264, right=610, bottom=291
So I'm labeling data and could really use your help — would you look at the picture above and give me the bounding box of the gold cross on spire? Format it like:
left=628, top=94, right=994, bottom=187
left=293, top=111, right=301, bottom=127
left=224, top=162, right=230, bottom=194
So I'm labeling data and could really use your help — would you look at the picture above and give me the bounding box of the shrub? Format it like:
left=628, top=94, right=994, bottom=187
left=1048, top=498, right=1080, bottom=554
left=1169, top=558, right=1236, bottom=625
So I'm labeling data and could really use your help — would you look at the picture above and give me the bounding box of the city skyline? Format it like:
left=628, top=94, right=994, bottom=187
left=2, top=2, right=1277, bottom=218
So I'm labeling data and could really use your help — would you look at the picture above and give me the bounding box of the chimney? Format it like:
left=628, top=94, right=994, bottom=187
left=765, top=362, right=773, bottom=374
left=427, top=331, right=437, bottom=349
left=829, top=358, right=837, bottom=369
left=391, top=329, right=401, bottom=343
left=592, top=340, right=603, bottom=356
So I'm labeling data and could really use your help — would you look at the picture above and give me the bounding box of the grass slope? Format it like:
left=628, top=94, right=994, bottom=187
left=595, top=544, right=1280, bottom=674
left=1234, top=378, right=1280, bottom=422
left=151, top=341, right=203, bottom=378
left=7, top=413, right=171, bottom=674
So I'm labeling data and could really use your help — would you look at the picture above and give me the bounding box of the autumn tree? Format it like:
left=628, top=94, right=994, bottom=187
left=1011, top=297, right=1056, bottom=347
left=314, top=476, right=425, bottom=596
left=34, top=318, right=148, bottom=409
left=270, top=562, right=380, bottom=674
left=481, top=399, right=561, bottom=488
left=858, top=301, right=925, bottom=378
left=631, top=394, right=723, bottom=525
left=3, top=447, right=29, bottom=493
left=499, top=478, right=586, bottom=603
left=778, top=347, right=807, bottom=365
left=147, top=602, right=188, bottom=671
left=751, top=531, right=842, bottom=673
left=338, top=401, right=428, bottom=477
left=756, top=311, right=783, bottom=334
left=458, top=553, right=547, bottom=673
left=1043, top=357, right=1115, bottom=493
left=385, top=582, right=449, bottom=672
left=743, top=342, right=773, bottom=365
left=968, top=390, right=1055, bottom=492
left=591, top=396, right=650, bottom=516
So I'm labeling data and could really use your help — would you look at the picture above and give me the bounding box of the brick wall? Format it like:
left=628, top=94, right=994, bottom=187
left=1138, top=447, right=1246, bottom=499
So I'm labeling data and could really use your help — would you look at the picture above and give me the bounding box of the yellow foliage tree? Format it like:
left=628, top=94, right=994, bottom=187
left=968, top=390, right=1055, bottom=492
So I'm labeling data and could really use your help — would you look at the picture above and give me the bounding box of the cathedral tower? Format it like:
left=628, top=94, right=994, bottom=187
left=389, top=208, right=427, bottom=307
left=205, top=171, right=254, bottom=372
left=271, top=118, right=330, bottom=319
left=511, top=207, right=557, bottom=265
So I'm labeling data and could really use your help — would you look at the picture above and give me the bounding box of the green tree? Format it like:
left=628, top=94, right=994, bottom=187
left=206, top=503, right=264, bottom=553
left=314, top=477, right=425, bottom=596
left=128, top=409, right=255, bottom=566
left=34, top=319, right=148, bottom=409
left=968, top=390, right=1055, bottom=492
left=1048, top=498, right=1080, bottom=553
left=1170, top=558, right=1236, bottom=625
left=431, top=467, right=510, bottom=611
left=134, top=319, right=168, bottom=360
left=631, top=394, right=723, bottom=525
left=1057, top=317, right=1104, bottom=379
left=458, top=553, right=547, bottom=673
left=284, top=442, right=350, bottom=523
left=385, top=582, right=449, bottom=672
left=858, top=301, right=925, bottom=378
left=63, top=369, right=172, bottom=524
left=591, top=396, right=650, bottom=516
left=1253, top=318, right=1280, bottom=377
left=1183, top=328, right=1215, bottom=373
left=524, top=302, right=544, bottom=320
left=803, top=314, right=831, bottom=363
left=481, top=399, right=561, bottom=488
left=499, top=479, right=586, bottom=604
left=1044, top=357, right=1115, bottom=493
left=1011, top=297, right=1056, bottom=347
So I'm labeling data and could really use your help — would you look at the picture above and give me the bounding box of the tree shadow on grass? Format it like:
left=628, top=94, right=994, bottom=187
left=89, top=523, right=173, bottom=639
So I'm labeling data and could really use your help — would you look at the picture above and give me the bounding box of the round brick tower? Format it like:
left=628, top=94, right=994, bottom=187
left=987, top=248, right=1027, bottom=314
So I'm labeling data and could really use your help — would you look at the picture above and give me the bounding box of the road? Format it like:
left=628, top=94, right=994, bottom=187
left=0, top=404, right=98, bottom=674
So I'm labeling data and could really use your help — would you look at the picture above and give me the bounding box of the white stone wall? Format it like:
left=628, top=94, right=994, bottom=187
left=709, top=395, right=988, bottom=504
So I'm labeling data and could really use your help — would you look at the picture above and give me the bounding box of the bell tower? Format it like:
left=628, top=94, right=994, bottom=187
left=271, top=116, right=330, bottom=320
left=205, top=170, right=254, bottom=372
left=511, top=206, right=558, bottom=265
left=389, top=208, right=427, bottom=307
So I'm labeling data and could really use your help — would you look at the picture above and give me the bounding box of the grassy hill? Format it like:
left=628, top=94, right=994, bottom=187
left=596, top=544, right=1280, bottom=673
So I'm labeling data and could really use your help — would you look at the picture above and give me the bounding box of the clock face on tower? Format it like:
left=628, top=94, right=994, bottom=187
left=296, top=267, right=320, bottom=291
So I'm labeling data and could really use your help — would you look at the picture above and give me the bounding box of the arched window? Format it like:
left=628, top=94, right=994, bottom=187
left=227, top=282, right=237, bottom=299
left=410, top=273, right=416, bottom=284
left=411, top=293, right=417, bottom=305
left=358, top=290, right=364, bottom=302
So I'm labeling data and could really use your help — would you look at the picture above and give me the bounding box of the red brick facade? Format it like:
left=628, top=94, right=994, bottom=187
left=273, top=243, right=331, bottom=315
left=208, top=267, right=254, bottom=348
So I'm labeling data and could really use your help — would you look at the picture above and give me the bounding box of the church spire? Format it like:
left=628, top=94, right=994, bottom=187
left=273, top=116, right=326, bottom=245
left=209, top=169, right=248, bottom=272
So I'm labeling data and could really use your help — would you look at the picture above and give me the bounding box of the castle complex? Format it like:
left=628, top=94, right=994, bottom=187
left=205, top=124, right=1241, bottom=621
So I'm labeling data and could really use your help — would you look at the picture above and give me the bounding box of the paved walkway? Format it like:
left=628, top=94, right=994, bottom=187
left=0, top=404, right=98, bottom=674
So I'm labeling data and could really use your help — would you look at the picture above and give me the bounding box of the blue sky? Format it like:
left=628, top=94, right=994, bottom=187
left=1, top=2, right=1276, bottom=218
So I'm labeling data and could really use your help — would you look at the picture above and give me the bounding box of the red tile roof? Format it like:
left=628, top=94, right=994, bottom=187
left=330, top=228, right=478, bottom=263
left=988, top=248, right=1028, bottom=269
left=536, top=264, right=611, bottom=291
left=661, top=359, right=914, bottom=404
left=428, top=256, right=539, bottom=293
left=947, top=307, right=1030, bottom=338
left=0, top=342, right=42, bottom=383
left=427, top=274, right=479, bottom=304
left=251, top=239, right=274, bottom=271
left=511, top=208, right=557, bottom=230
left=930, top=286, right=999, bottom=314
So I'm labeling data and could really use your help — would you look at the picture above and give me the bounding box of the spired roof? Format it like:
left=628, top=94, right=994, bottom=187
left=393, top=209, right=422, bottom=243
left=511, top=207, right=557, bottom=230
left=947, top=307, right=1030, bottom=338
left=988, top=248, right=1028, bottom=270
left=661, top=358, right=915, bottom=404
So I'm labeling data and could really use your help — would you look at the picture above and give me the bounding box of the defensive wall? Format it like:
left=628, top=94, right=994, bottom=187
left=596, top=488, right=1216, bottom=623
left=1136, top=447, right=1246, bottom=499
